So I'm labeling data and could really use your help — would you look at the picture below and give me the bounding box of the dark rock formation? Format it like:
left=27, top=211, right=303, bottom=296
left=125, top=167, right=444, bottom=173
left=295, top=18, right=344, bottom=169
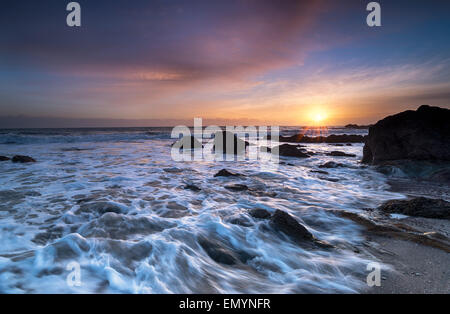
left=249, top=208, right=271, bottom=219
left=213, top=131, right=249, bottom=155
left=362, top=105, right=450, bottom=164
left=214, top=169, right=241, bottom=177
left=345, top=124, right=372, bottom=129
left=0, top=156, right=10, bottom=161
left=270, top=210, right=314, bottom=242
left=12, top=155, right=36, bottom=163
left=318, top=161, right=346, bottom=168
left=379, top=197, right=450, bottom=219
left=326, top=151, right=356, bottom=157
left=310, top=170, right=329, bottom=175
left=198, top=237, right=237, bottom=265
left=273, top=144, right=310, bottom=158
left=184, top=184, right=201, bottom=192
left=224, top=184, right=248, bottom=192
left=272, top=134, right=366, bottom=143
left=172, top=136, right=203, bottom=150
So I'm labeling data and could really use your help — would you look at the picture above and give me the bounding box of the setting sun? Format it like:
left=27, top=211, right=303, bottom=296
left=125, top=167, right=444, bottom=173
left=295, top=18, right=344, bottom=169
left=309, top=109, right=328, bottom=125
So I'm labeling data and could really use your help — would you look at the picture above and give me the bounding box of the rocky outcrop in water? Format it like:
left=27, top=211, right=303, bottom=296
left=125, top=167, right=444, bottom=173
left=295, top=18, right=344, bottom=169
left=379, top=197, right=450, bottom=219
left=0, top=156, right=10, bottom=161
left=249, top=208, right=271, bottom=219
left=214, top=169, right=241, bottom=177
left=11, top=155, right=36, bottom=163
left=326, top=151, right=356, bottom=157
left=274, top=144, right=310, bottom=158
left=362, top=105, right=450, bottom=164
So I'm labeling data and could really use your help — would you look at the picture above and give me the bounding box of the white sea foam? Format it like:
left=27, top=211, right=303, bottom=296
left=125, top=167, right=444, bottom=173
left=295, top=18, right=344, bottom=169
left=0, top=127, right=403, bottom=293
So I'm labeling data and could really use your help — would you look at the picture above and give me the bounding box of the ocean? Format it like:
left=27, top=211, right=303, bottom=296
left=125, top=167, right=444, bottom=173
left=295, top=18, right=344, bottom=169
left=0, top=127, right=404, bottom=293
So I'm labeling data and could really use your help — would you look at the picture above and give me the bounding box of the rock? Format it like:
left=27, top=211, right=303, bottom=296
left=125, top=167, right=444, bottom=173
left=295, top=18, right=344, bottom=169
left=270, top=210, right=314, bottom=243
left=272, top=134, right=366, bottom=143
left=319, top=177, right=340, bottom=182
left=0, top=156, right=10, bottom=161
left=273, top=144, right=310, bottom=158
left=198, top=237, right=237, bottom=265
left=224, top=184, right=248, bottom=192
left=213, top=131, right=249, bottom=155
left=326, top=151, right=356, bottom=157
left=184, top=184, right=201, bottom=192
left=214, top=169, right=241, bottom=177
left=75, top=201, right=125, bottom=215
left=310, top=170, right=329, bottom=175
left=379, top=197, right=450, bottom=219
left=362, top=105, right=450, bottom=164
left=11, top=155, right=36, bottom=163
left=428, top=168, right=450, bottom=183
left=249, top=208, right=271, bottom=219
left=345, top=124, right=372, bottom=129
left=172, top=136, right=203, bottom=150
left=318, top=161, right=346, bottom=168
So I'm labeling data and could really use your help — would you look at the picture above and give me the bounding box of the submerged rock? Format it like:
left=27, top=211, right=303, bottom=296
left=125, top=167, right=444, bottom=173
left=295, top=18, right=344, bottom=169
left=379, top=197, right=450, bottom=219
left=326, top=151, right=356, bottom=157
left=362, top=105, right=450, bottom=164
left=224, top=184, right=248, bottom=192
left=274, top=144, right=310, bottom=158
left=198, top=237, right=238, bottom=265
left=249, top=208, right=271, bottom=219
left=214, top=169, right=241, bottom=177
left=172, top=135, right=203, bottom=150
left=184, top=184, right=201, bottom=192
left=75, top=201, right=125, bottom=215
left=318, top=161, right=346, bottom=168
left=11, top=155, right=36, bottom=163
left=0, top=156, right=10, bottom=161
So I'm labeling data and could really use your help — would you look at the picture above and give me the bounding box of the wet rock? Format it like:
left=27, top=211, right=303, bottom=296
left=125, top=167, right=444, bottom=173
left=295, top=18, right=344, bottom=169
left=79, top=212, right=174, bottom=239
left=326, top=151, right=356, bottom=157
left=224, top=184, right=248, bottom=192
left=318, top=161, right=346, bottom=168
left=274, top=144, right=310, bottom=158
left=213, top=131, right=249, bottom=155
left=345, top=124, right=372, bottom=129
left=0, top=156, right=10, bottom=161
left=172, top=136, right=203, bottom=150
left=273, top=134, right=366, bottom=143
left=319, top=177, right=340, bottom=182
left=227, top=215, right=253, bottom=227
left=428, top=168, right=450, bottom=183
left=249, top=208, right=271, bottom=219
left=214, top=169, right=241, bottom=177
left=51, top=234, right=90, bottom=261
left=75, top=201, right=125, bottom=215
left=198, top=237, right=237, bottom=265
left=362, top=105, right=450, bottom=164
left=12, top=155, right=36, bottom=163
left=103, top=240, right=153, bottom=266
left=184, top=184, right=201, bottom=192
left=310, top=170, right=329, bottom=175
left=270, top=210, right=314, bottom=242
left=379, top=197, right=450, bottom=219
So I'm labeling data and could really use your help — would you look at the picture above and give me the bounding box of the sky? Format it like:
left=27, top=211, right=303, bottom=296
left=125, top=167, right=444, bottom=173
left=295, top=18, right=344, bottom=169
left=1, top=0, right=450, bottom=127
